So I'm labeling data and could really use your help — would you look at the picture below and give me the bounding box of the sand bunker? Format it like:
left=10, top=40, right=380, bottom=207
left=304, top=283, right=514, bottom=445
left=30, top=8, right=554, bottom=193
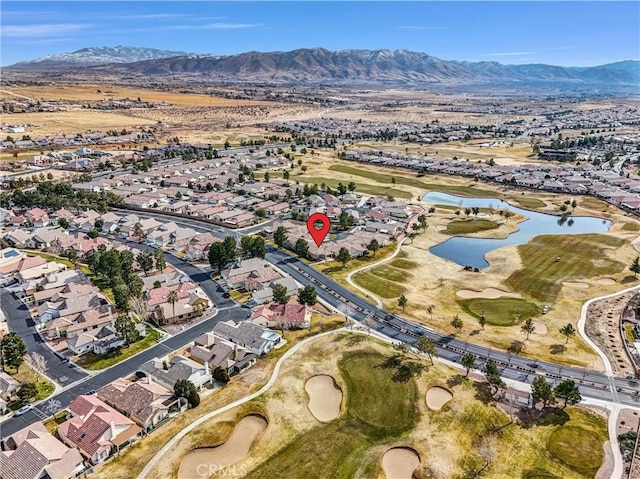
left=531, top=321, right=548, bottom=334
left=305, top=375, right=342, bottom=422
left=178, top=415, right=267, bottom=479
left=596, top=278, right=617, bottom=285
left=426, top=386, right=453, bottom=411
left=456, top=288, right=522, bottom=299
left=382, top=447, right=420, bottom=479
left=563, top=281, right=589, bottom=288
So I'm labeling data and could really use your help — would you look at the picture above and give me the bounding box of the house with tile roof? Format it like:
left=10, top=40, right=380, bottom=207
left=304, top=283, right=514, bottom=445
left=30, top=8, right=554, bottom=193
left=212, top=320, right=281, bottom=356
left=140, top=354, right=213, bottom=391
left=58, top=395, right=141, bottom=465
left=221, top=258, right=283, bottom=291
left=97, top=376, right=181, bottom=431
left=252, top=303, right=312, bottom=330
left=0, top=421, right=84, bottom=479
left=189, top=332, right=257, bottom=375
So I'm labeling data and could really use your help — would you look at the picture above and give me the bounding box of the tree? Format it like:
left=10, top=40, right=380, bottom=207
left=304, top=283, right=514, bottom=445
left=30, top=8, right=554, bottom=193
left=208, top=242, right=229, bottom=272
left=87, top=228, right=100, bottom=239
left=631, top=256, right=640, bottom=279
left=113, top=283, right=131, bottom=311
left=461, top=353, right=476, bottom=377
left=264, top=171, right=270, bottom=183
left=58, top=217, right=69, bottom=229
left=347, top=181, right=357, bottom=192
left=483, top=359, right=506, bottom=394
left=427, top=304, right=434, bottom=321
left=451, top=315, right=463, bottom=334
left=136, top=250, right=154, bottom=276
left=128, top=295, right=150, bottom=323
left=416, top=337, right=437, bottom=365
left=114, top=315, right=139, bottom=346
left=338, top=211, right=355, bottom=231
left=554, top=379, right=582, bottom=408
left=531, top=376, right=555, bottom=407
left=167, top=290, right=179, bottom=320
left=119, top=250, right=135, bottom=279
left=521, top=318, right=535, bottom=340
left=126, top=273, right=144, bottom=298
left=272, top=283, right=289, bottom=304
left=94, top=218, right=104, bottom=231
left=223, top=236, right=237, bottom=262
left=418, top=214, right=428, bottom=231
left=17, top=383, right=38, bottom=404
left=479, top=312, right=486, bottom=330
left=25, top=352, right=47, bottom=383
left=174, top=379, right=200, bottom=408
left=274, top=226, right=287, bottom=247
left=560, top=323, right=576, bottom=344
left=213, top=366, right=230, bottom=383
left=298, top=285, right=317, bottom=306
left=295, top=237, right=309, bottom=259
left=241, top=236, right=265, bottom=259
left=1, top=332, right=27, bottom=371
left=398, top=294, right=408, bottom=312
left=154, top=248, right=166, bottom=272
left=283, top=170, right=290, bottom=181
left=367, top=239, right=380, bottom=257
left=337, top=247, right=351, bottom=267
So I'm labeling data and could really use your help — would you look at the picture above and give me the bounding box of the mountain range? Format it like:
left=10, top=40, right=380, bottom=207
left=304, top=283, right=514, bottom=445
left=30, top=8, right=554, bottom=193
left=8, top=46, right=640, bottom=87
left=10, top=45, right=190, bottom=67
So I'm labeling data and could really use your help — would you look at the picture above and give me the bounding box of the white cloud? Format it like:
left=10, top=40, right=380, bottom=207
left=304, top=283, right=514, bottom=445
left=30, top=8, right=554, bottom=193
left=482, top=52, right=534, bottom=57
left=3, top=23, right=91, bottom=38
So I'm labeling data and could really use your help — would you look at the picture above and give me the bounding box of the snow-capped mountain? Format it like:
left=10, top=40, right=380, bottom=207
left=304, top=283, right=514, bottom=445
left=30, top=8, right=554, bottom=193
left=11, top=45, right=190, bottom=68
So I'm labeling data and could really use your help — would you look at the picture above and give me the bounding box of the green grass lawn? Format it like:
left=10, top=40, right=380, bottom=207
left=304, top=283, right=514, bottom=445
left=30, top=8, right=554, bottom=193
left=366, top=264, right=410, bottom=283
left=76, top=328, right=160, bottom=370
left=389, top=258, right=417, bottom=269
left=229, top=290, right=252, bottom=303
left=328, top=164, right=496, bottom=197
left=505, top=234, right=625, bottom=302
left=515, top=197, right=547, bottom=209
left=545, top=409, right=608, bottom=477
left=316, top=244, right=397, bottom=280
left=352, top=270, right=406, bottom=299
left=297, top=175, right=411, bottom=199
left=245, top=351, right=417, bottom=479
left=458, top=298, right=541, bottom=326
left=5, top=363, right=55, bottom=410
left=44, top=410, right=69, bottom=434
left=443, top=218, right=500, bottom=235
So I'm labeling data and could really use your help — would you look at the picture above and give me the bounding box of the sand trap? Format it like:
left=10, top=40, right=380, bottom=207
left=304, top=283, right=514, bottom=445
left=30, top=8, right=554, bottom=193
left=456, top=288, right=522, bottom=299
left=436, top=225, right=448, bottom=231
left=532, top=321, right=548, bottom=334
left=305, top=375, right=342, bottom=422
left=382, top=447, right=420, bottom=479
left=563, top=281, right=589, bottom=288
left=426, top=386, right=453, bottom=411
left=178, top=415, right=267, bottom=479
left=596, top=278, right=617, bottom=285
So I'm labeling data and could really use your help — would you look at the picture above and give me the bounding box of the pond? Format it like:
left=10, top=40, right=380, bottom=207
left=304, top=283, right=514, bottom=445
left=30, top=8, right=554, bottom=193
left=423, top=192, right=613, bottom=269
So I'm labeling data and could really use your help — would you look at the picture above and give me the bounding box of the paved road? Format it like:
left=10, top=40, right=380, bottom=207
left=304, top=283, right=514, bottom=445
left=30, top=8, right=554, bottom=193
left=0, top=289, right=87, bottom=386
left=110, top=209, right=640, bottom=407
left=0, top=246, right=243, bottom=437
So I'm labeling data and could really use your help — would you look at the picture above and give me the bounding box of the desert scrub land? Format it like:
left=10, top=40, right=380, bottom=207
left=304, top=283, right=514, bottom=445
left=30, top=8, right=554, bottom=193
left=146, top=333, right=609, bottom=479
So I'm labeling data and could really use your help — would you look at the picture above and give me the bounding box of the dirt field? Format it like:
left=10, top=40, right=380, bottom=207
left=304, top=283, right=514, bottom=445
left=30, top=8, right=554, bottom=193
left=1, top=110, right=153, bottom=135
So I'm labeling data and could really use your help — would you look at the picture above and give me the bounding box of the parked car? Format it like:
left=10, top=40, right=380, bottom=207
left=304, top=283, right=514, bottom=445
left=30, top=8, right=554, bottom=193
left=85, top=389, right=96, bottom=395
left=54, top=352, right=69, bottom=363
left=14, top=405, right=33, bottom=417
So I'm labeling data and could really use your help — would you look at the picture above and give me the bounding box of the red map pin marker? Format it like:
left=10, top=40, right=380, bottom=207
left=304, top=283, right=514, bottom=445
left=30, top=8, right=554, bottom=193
left=307, top=212, right=331, bottom=247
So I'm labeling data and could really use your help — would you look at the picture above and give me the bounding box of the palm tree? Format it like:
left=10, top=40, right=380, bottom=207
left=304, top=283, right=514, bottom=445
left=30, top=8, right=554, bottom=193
left=167, top=290, right=179, bottom=321
left=427, top=305, right=434, bottom=321
left=521, top=318, right=535, bottom=340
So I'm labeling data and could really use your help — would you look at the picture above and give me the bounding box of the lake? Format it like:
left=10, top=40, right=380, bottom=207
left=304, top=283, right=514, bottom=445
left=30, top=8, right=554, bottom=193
left=423, top=192, right=613, bottom=269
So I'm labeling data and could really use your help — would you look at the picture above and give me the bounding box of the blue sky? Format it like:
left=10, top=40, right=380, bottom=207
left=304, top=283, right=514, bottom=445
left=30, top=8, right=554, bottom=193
left=2, top=1, right=638, bottom=66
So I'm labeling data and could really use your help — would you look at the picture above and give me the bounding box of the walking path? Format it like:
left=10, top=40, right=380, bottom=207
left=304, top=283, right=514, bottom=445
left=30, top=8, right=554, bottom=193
left=138, top=323, right=631, bottom=479
left=345, top=238, right=407, bottom=309
left=576, top=283, right=640, bottom=376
